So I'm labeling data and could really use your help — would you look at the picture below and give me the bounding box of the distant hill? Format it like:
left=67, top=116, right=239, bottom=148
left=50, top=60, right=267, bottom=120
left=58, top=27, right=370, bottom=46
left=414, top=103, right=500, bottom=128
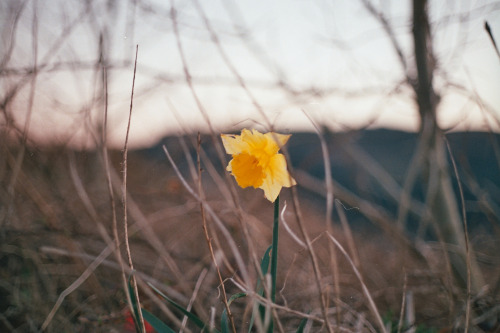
left=144, top=129, right=500, bottom=233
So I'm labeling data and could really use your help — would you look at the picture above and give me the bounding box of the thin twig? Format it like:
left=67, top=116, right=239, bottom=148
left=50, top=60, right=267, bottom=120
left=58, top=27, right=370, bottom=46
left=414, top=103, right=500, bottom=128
left=295, top=169, right=425, bottom=262
left=1, top=0, right=38, bottom=230
left=122, top=44, right=145, bottom=332
left=289, top=185, right=334, bottom=333
left=180, top=268, right=208, bottom=333
left=100, top=48, right=128, bottom=319
left=397, top=270, right=408, bottom=333
left=196, top=133, right=237, bottom=333
left=1, top=0, right=93, bottom=122
left=162, top=144, right=251, bottom=290
left=444, top=136, right=472, bottom=333
left=39, top=244, right=116, bottom=332
left=297, top=108, right=346, bottom=329
left=345, top=143, right=428, bottom=220
left=0, top=1, right=27, bottom=70
left=485, top=21, right=500, bottom=60
left=326, top=232, right=387, bottom=333
left=107, top=159, right=207, bottom=318
left=360, top=0, right=410, bottom=82
left=279, top=202, right=305, bottom=248
left=335, top=199, right=361, bottom=268
left=191, top=0, right=270, bottom=127
left=229, top=278, right=326, bottom=325
left=169, top=2, right=265, bottom=298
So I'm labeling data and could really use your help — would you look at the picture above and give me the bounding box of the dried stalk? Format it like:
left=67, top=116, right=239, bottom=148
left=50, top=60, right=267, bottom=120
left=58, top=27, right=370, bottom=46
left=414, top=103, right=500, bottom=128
left=196, top=134, right=237, bottom=333
left=122, top=45, right=146, bottom=332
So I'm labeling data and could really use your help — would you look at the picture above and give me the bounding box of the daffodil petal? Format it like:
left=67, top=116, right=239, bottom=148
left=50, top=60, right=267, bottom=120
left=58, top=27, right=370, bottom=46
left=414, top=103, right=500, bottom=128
left=240, top=129, right=267, bottom=150
left=267, top=154, right=296, bottom=187
left=263, top=132, right=291, bottom=154
left=260, top=176, right=282, bottom=202
left=221, top=133, right=249, bottom=155
left=241, top=130, right=291, bottom=155
left=258, top=154, right=295, bottom=202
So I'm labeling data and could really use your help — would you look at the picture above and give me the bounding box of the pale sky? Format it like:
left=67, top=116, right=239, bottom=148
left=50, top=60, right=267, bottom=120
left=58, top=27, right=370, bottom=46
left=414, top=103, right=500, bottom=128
left=1, top=0, right=499, bottom=148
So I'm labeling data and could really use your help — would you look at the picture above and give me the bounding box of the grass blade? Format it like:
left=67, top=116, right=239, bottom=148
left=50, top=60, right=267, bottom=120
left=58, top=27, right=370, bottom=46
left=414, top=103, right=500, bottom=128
left=221, top=293, right=246, bottom=333
left=296, top=316, right=308, bottom=333
left=128, top=274, right=143, bottom=333
left=141, top=308, right=176, bottom=333
left=248, top=245, right=272, bottom=332
left=147, top=282, right=218, bottom=332
left=260, top=245, right=272, bottom=276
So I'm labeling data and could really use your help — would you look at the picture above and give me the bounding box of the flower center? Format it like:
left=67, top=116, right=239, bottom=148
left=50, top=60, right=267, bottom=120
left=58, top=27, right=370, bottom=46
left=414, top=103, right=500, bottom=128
left=231, top=153, right=265, bottom=188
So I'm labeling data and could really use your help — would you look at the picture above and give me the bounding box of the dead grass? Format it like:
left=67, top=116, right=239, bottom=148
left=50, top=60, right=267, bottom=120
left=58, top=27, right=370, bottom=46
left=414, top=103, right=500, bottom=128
left=0, top=136, right=499, bottom=332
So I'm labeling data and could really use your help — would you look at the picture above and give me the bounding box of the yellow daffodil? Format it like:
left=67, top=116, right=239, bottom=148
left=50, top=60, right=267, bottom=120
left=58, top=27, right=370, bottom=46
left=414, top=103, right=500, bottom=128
left=221, top=129, right=296, bottom=202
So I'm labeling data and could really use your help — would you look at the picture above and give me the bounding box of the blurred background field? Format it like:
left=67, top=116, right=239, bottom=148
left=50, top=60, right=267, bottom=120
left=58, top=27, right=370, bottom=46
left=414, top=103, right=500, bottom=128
left=1, top=0, right=500, bottom=331
left=2, top=129, right=500, bottom=331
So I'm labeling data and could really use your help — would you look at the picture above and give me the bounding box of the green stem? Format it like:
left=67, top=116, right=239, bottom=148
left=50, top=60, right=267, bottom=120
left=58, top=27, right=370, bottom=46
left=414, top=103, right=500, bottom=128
left=271, top=195, right=280, bottom=301
left=269, top=195, right=280, bottom=332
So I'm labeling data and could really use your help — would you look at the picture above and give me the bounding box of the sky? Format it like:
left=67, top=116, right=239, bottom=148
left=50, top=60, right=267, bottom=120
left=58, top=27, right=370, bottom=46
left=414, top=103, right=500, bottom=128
left=1, top=0, right=499, bottom=148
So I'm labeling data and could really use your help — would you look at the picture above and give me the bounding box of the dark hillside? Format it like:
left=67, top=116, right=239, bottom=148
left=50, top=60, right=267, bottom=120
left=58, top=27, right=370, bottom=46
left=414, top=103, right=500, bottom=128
left=146, top=129, right=500, bottom=234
